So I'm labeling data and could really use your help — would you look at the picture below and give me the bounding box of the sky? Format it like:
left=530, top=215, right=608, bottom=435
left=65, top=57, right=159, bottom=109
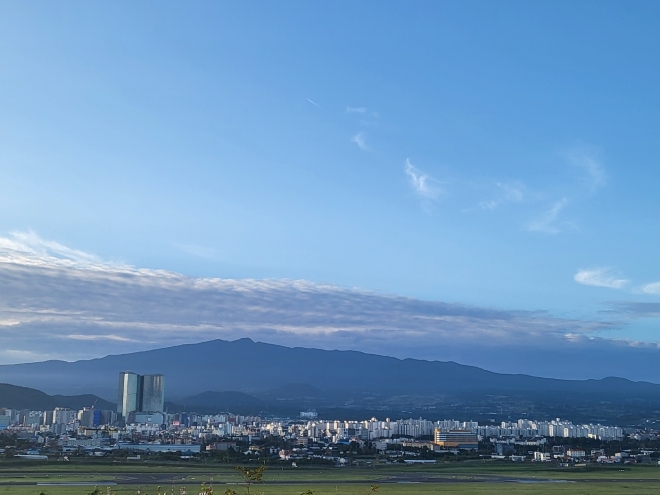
left=1, top=1, right=660, bottom=378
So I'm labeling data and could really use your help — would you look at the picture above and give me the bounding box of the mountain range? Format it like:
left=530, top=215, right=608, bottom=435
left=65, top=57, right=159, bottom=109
left=1, top=338, right=659, bottom=423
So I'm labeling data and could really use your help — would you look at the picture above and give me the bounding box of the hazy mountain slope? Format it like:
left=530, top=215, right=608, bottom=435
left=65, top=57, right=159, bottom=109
left=0, top=383, right=114, bottom=411
left=0, top=338, right=657, bottom=401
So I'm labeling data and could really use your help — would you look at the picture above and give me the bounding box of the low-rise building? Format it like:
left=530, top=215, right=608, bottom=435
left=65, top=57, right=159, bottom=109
left=434, top=429, right=478, bottom=450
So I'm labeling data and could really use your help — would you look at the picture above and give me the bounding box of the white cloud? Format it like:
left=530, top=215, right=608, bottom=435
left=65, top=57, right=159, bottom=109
left=479, top=181, right=525, bottom=210
left=0, top=230, right=102, bottom=265
left=404, top=159, right=442, bottom=200
left=574, top=268, right=629, bottom=289
left=0, top=231, right=619, bottom=365
left=527, top=198, right=568, bottom=234
left=66, top=334, right=138, bottom=342
left=500, top=182, right=524, bottom=202
left=642, top=282, right=660, bottom=295
left=346, top=106, right=366, bottom=113
left=351, top=132, right=368, bottom=151
left=306, top=98, right=319, bottom=107
left=567, top=148, right=606, bottom=190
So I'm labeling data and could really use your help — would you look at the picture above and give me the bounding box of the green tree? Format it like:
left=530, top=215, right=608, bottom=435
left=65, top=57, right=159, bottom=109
left=235, top=465, right=267, bottom=495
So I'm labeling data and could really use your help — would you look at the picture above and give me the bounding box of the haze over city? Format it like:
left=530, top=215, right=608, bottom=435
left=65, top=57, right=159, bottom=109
left=1, top=1, right=660, bottom=381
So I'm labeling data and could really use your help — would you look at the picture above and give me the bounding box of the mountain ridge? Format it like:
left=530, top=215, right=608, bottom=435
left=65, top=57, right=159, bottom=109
left=0, top=383, right=115, bottom=411
left=0, top=338, right=657, bottom=401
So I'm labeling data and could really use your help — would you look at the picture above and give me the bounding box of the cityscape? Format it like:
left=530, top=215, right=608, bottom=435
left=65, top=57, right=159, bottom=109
left=0, top=371, right=650, bottom=467
left=3, top=1, right=660, bottom=493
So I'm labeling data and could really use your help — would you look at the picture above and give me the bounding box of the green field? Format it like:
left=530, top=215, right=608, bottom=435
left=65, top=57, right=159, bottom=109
left=1, top=483, right=660, bottom=495
left=2, top=461, right=660, bottom=494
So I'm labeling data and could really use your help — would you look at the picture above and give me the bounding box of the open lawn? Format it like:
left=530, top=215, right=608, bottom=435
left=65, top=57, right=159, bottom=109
left=2, top=482, right=660, bottom=495
left=3, top=461, right=660, bottom=494
left=3, top=459, right=660, bottom=481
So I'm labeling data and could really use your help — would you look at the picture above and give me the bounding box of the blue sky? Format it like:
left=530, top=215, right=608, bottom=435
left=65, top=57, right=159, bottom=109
left=1, top=1, right=660, bottom=372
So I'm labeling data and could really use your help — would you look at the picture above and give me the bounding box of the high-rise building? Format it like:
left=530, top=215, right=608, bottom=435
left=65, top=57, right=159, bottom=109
left=53, top=407, right=76, bottom=425
left=118, top=371, right=142, bottom=419
left=79, top=407, right=95, bottom=428
left=141, top=374, right=165, bottom=413
left=117, top=372, right=165, bottom=419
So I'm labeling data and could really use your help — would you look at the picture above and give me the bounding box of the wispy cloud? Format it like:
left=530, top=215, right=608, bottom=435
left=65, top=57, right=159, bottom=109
left=66, top=334, right=138, bottom=342
left=0, top=231, right=621, bottom=369
left=351, top=132, right=368, bottom=151
left=405, top=159, right=442, bottom=200
left=610, top=301, right=660, bottom=317
left=574, top=268, right=629, bottom=289
left=567, top=148, right=606, bottom=190
left=346, top=106, right=366, bottom=113
left=306, top=98, right=319, bottom=107
left=0, top=230, right=102, bottom=265
left=642, top=282, right=660, bottom=295
left=527, top=198, right=568, bottom=234
left=174, top=243, right=219, bottom=260
left=479, top=181, right=525, bottom=210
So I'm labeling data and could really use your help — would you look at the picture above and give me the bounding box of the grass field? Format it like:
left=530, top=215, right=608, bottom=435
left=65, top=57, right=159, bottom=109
left=3, top=460, right=660, bottom=480
left=3, top=461, right=660, bottom=494
left=2, top=482, right=660, bottom=495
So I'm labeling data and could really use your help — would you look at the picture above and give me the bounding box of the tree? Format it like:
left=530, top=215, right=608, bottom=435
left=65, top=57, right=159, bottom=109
left=235, top=465, right=267, bottom=495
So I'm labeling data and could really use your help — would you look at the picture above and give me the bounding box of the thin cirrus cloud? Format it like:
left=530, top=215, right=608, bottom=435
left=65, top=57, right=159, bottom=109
left=351, top=132, right=368, bottom=151
left=574, top=268, right=629, bottom=289
left=567, top=148, right=606, bottom=190
left=404, top=159, right=442, bottom=200
left=527, top=198, right=568, bottom=234
left=346, top=106, right=367, bottom=113
left=479, top=181, right=525, bottom=210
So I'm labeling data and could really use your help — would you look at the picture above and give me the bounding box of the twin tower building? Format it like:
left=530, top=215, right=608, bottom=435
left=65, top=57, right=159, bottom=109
left=117, top=372, right=165, bottom=421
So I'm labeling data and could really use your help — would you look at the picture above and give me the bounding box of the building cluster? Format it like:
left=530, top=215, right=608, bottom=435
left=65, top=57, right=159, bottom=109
left=0, top=411, right=630, bottom=457
left=477, top=418, right=623, bottom=441
left=529, top=446, right=657, bottom=465
left=0, top=372, right=642, bottom=465
left=0, top=406, right=117, bottom=433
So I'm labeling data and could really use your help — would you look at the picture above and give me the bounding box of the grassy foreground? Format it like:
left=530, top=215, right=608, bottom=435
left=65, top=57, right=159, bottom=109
left=2, top=483, right=660, bottom=495
left=4, top=461, right=660, bottom=481
left=3, top=461, right=660, bottom=494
